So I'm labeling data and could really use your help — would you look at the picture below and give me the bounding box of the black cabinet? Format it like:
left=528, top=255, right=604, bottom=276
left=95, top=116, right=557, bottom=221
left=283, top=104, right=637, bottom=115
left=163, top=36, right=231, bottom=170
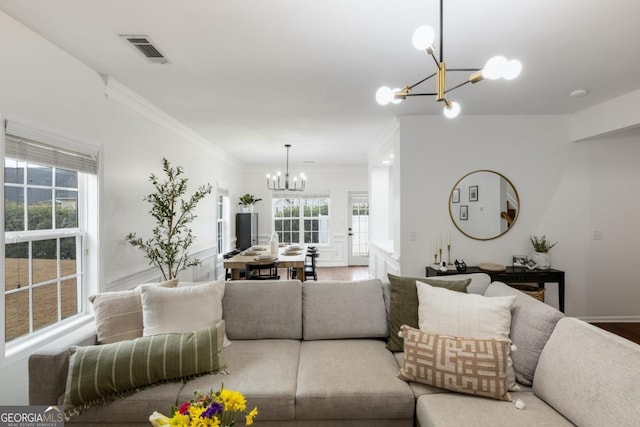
left=236, top=213, right=258, bottom=250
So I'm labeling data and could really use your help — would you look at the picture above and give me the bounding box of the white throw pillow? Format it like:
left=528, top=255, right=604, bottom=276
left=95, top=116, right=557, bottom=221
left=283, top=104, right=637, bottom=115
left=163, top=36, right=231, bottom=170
left=140, top=281, right=230, bottom=346
left=416, top=281, right=519, bottom=391
left=88, top=278, right=179, bottom=345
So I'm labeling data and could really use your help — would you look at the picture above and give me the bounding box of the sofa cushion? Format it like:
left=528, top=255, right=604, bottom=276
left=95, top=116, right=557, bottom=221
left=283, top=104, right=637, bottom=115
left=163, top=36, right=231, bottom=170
left=296, top=339, right=415, bottom=421
left=386, top=274, right=471, bottom=351
left=222, top=280, right=302, bottom=339
left=424, top=272, right=492, bottom=295
left=416, top=392, right=572, bottom=427
left=178, top=339, right=301, bottom=422
left=484, top=281, right=564, bottom=385
left=64, top=321, right=226, bottom=416
left=399, top=325, right=512, bottom=401
left=64, top=380, right=185, bottom=425
left=88, top=279, right=178, bottom=345
left=302, top=279, right=387, bottom=340
left=533, top=317, right=640, bottom=427
left=416, top=282, right=519, bottom=392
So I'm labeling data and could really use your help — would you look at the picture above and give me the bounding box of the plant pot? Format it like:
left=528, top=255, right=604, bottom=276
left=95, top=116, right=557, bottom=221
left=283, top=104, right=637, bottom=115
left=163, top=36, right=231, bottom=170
left=240, top=205, right=253, bottom=213
left=532, top=251, right=551, bottom=270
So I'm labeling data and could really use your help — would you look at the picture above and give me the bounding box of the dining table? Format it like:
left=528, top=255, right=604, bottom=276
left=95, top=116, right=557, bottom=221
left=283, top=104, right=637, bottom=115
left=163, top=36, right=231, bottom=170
left=223, top=244, right=307, bottom=281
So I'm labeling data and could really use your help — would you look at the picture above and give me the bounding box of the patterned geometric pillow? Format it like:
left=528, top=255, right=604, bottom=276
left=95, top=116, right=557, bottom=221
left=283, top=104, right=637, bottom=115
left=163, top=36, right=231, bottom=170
left=398, top=325, right=512, bottom=401
left=64, top=320, right=226, bottom=416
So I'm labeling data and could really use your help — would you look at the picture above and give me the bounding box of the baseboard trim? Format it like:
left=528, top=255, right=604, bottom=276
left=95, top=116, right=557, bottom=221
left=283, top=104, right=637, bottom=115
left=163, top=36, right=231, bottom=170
left=578, top=315, right=640, bottom=323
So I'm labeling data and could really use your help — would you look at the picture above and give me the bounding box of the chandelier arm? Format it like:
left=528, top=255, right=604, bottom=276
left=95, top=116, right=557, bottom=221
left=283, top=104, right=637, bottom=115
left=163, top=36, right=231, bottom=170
left=407, top=71, right=438, bottom=90
left=447, top=68, right=482, bottom=72
left=430, top=52, right=440, bottom=69
left=406, top=93, right=438, bottom=97
left=445, top=79, right=473, bottom=94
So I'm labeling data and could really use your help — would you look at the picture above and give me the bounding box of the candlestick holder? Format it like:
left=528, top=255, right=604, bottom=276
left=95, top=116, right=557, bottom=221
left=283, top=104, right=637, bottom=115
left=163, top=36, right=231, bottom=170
left=434, top=253, right=438, bottom=265
left=438, top=249, right=442, bottom=266
left=447, top=244, right=452, bottom=265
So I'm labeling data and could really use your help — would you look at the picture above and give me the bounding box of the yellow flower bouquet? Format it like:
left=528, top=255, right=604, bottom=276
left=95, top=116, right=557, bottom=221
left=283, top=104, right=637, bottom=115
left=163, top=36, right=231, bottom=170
left=150, top=385, right=258, bottom=427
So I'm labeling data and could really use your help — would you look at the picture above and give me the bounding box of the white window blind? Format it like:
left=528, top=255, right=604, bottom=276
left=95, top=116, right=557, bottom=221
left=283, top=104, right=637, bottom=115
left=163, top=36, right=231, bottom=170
left=4, top=134, right=97, bottom=175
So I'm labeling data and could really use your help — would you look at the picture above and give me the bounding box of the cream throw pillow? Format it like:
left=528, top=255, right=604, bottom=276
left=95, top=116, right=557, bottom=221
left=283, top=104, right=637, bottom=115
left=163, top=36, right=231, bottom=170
left=140, top=281, right=230, bottom=346
left=89, top=278, right=178, bottom=344
left=416, top=281, right=519, bottom=391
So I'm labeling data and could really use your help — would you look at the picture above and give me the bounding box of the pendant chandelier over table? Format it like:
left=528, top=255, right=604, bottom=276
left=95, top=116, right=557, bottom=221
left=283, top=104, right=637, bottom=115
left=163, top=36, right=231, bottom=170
left=375, top=0, right=522, bottom=118
left=266, top=144, right=306, bottom=192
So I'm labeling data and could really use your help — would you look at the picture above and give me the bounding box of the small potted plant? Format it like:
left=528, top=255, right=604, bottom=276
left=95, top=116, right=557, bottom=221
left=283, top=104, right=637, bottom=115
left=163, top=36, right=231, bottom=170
left=238, top=194, right=261, bottom=213
left=529, top=235, right=557, bottom=270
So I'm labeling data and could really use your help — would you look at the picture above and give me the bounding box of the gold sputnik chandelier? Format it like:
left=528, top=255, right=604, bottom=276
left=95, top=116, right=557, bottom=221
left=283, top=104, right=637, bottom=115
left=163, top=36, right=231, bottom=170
left=376, top=0, right=522, bottom=118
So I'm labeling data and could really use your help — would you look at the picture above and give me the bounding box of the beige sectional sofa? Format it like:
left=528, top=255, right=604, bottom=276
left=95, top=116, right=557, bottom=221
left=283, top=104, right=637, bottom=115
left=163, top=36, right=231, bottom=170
left=29, top=274, right=640, bottom=426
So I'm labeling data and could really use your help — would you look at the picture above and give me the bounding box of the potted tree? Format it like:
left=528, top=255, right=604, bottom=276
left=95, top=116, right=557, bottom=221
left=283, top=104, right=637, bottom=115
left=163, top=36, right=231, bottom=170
left=529, top=235, right=557, bottom=270
left=125, top=158, right=212, bottom=280
left=238, top=193, right=261, bottom=213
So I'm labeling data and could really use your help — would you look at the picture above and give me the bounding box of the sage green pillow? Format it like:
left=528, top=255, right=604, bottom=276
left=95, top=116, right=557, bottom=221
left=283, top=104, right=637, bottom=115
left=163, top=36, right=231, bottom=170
left=386, top=274, right=471, bottom=351
left=64, top=320, right=226, bottom=415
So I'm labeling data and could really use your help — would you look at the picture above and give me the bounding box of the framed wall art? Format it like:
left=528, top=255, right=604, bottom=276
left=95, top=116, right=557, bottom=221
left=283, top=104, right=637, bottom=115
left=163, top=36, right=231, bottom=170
left=469, top=185, right=478, bottom=202
left=460, top=205, right=468, bottom=221
left=452, top=188, right=460, bottom=203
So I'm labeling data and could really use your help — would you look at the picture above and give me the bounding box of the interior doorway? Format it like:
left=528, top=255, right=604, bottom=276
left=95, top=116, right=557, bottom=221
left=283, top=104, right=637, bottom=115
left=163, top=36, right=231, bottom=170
left=347, top=192, right=369, bottom=266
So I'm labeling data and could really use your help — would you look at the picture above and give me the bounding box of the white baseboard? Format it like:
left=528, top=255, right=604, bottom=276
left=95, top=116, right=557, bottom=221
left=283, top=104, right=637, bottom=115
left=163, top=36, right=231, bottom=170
left=578, top=315, right=640, bottom=323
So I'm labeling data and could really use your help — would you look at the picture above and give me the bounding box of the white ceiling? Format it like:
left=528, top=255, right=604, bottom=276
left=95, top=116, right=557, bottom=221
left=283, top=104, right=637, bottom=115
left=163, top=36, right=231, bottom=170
left=1, top=0, right=639, bottom=167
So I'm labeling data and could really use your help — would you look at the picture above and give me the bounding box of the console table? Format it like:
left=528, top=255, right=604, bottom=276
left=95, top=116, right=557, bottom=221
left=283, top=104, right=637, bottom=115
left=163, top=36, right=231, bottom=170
left=425, top=266, right=565, bottom=313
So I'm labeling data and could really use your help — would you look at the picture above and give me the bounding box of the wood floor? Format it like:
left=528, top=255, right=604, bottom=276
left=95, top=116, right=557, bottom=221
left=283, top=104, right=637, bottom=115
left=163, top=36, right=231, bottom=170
left=277, top=266, right=370, bottom=281
left=316, top=266, right=370, bottom=281
left=591, top=323, right=640, bottom=345
left=310, top=267, right=640, bottom=346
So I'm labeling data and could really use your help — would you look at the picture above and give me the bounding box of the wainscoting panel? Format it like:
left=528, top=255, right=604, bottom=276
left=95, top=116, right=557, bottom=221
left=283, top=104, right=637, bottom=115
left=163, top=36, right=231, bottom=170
left=105, top=247, right=217, bottom=290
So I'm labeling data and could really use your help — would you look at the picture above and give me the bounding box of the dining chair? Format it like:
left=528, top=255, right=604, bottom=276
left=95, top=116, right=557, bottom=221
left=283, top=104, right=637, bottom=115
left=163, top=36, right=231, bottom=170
left=292, top=250, right=319, bottom=281
left=245, top=261, right=280, bottom=280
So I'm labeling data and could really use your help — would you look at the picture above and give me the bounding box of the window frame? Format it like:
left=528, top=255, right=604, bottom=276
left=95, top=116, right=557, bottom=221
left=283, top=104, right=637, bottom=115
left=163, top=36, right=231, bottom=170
left=216, top=192, right=230, bottom=257
left=272, top=195, right=330, bottom=245
left=1, top=119, right=99, bottom=366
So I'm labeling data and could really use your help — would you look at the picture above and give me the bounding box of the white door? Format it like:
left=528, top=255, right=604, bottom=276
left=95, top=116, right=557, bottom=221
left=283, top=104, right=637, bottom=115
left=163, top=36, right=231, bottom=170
left=347, top=192, right=369, bottom=266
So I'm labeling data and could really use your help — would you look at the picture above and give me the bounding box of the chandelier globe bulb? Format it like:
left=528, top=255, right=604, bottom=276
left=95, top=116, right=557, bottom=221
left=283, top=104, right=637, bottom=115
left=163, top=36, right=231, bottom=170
left=376, top=86, right=394, bottom=105
left=482, top=56, right=507, bottom=80
left=412, top=25, right=436, bottom=51
left=502, top=59, right=522, bottom=80
left=443, top=101, right=461, bottom=119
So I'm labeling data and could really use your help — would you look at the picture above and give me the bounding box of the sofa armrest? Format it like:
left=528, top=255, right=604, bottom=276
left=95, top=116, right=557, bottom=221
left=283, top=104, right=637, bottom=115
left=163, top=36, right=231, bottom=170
left=28, top=323, right=97, bottom=405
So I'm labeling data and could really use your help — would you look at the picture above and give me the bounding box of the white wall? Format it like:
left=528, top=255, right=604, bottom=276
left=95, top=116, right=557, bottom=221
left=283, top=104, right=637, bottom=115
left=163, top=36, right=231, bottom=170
left=242, top=166, right=368, bottom=266
left=0, top=11, right=244, bottom=404
left=583, top=129, right=640, bottom=318
left=396, top=114, right=640, bottom=320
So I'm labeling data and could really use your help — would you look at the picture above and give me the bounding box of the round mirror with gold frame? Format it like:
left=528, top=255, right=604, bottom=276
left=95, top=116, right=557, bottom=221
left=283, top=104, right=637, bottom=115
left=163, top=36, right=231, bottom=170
left=449, top=170, right=520, bottom=241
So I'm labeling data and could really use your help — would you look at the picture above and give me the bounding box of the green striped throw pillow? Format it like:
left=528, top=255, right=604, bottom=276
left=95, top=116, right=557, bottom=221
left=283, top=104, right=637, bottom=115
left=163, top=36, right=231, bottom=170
left=64, top=320, right=226, bottom=414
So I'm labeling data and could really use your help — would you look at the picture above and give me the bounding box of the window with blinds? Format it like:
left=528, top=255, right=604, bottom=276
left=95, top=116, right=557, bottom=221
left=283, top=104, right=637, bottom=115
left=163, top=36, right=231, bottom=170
left=3, top=124, right=98, bottom=345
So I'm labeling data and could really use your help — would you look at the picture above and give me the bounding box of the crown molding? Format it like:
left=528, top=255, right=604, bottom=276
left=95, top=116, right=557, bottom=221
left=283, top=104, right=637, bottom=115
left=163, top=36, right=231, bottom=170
left=103, top=76, right=242, bottom=168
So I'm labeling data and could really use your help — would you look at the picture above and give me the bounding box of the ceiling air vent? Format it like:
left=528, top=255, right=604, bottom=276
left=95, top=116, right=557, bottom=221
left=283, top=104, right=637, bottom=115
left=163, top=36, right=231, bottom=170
left=120, top=35, right=169, bottom=64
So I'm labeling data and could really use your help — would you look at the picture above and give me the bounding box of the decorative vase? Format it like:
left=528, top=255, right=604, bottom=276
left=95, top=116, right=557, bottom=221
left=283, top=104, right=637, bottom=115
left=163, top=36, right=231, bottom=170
left=532, top=251, right=551, bottom=270
left=269, top=231, right=279, bottom=255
